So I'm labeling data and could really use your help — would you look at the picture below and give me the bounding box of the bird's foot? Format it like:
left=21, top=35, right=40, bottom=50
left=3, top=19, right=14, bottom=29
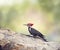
left=33, top=36, right=37, bottom=38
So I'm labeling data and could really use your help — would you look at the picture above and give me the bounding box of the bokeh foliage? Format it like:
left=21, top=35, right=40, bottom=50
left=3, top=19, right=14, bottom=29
left=0, top=0, right=60, bottom=34
left=0, top=1, right=30, bottom=32
left=39, top=0, right=60, bottom=24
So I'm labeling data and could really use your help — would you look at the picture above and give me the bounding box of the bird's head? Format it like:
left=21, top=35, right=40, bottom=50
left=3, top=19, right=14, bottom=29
left=24, top=23, right=33, bottom=27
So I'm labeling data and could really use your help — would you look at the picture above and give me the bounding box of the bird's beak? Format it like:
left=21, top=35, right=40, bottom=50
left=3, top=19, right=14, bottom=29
left=23, top=24, right=27, bottom=26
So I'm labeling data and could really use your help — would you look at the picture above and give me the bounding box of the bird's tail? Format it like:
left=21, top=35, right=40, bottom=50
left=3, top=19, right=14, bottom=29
left=42, top=38, right=48, bottom=42
left=38, top=35, right=48, bottom=42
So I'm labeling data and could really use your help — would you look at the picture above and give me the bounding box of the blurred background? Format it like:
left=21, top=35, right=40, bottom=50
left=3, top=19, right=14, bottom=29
left=0, top=0, right=60, bottom=42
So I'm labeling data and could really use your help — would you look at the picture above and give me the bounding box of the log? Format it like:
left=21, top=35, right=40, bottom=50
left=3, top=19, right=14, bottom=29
left=0, top=29, right=60, bottom=50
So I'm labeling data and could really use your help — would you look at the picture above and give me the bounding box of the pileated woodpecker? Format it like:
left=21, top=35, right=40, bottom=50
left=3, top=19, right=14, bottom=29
left=24, top=23, right=48, bottom=42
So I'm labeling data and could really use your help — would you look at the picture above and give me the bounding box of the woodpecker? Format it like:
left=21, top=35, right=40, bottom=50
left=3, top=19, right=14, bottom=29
left=24, top=23, right=48, bottom=42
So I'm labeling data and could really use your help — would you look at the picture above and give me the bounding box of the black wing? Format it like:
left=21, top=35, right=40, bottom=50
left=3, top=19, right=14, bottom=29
left=29, top=28, right=44, bottom=37
left=29, top=28, right=48, bottom=42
